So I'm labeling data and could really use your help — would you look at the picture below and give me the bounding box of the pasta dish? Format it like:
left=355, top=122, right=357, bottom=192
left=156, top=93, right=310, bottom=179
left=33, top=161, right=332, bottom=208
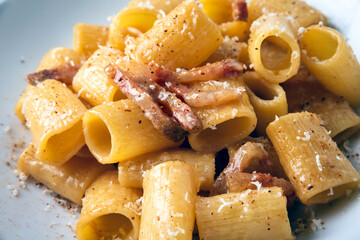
left=14, top=0, right=360, bottom=239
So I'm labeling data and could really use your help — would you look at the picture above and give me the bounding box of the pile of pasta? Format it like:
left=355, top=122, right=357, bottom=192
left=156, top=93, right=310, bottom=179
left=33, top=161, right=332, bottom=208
left=15, top=0, right=360, bottom=239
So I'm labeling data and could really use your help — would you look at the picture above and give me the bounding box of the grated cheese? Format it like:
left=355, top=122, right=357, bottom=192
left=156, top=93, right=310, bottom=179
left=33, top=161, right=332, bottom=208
left=217, top=197, right=235, bottom=213
left=251, top=181, right=262, bottom=191
left=315, top=154, right=323, bottom=171
left=296, top=131, right=310, bottom=141
left=4, top=125, right=11, bottom=133
left=327, top=187, right=334, bottom=196
left=310, top=218, right=322, bottom=232
left=298, top=27, right=305, bottom=35
left=343, top=140, right=352, bottom=153
left=168, top=227, right=185, bottom=236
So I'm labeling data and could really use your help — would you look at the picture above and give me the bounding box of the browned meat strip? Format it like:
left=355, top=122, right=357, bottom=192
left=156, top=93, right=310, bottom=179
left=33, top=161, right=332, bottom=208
left=210, top=142, right=268, bottom=196
left=114, top=59, right=245, bottom=107
left=127, top=73, right=203, bottom=133
left=232, top=0, right=248, bottom=22
left=228, top=136, right=288, bottom=179
left=160, top=80, right=245, bottom=107
left=226, top=172, right=296, bottom=205
left=156, top=59, right=245, bottom=84
left=27, top=63, right=81, bottom=85
left=105, top=63, right=187, bottom=142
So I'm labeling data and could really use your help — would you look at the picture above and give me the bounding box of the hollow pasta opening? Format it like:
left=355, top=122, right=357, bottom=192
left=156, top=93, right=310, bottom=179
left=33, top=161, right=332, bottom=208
left=306, top=181, right=358, bottom=205
left=82, top=213, right=134, bottom=240
left=43, top=121, right=84, bottom=164
left=113, top=89, right=125, bottom=102
left=191, top=116, right=253, bottom=152
left=83, top=113, right=112, bottom=162
left=243, top=75, right=278, bottom=101
left=260, top=36, right=292, bottom=73
left=301, top=28, right=338, bottom=62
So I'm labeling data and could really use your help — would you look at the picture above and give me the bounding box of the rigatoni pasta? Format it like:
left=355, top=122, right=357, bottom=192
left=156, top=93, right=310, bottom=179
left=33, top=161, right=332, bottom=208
left=22, top=79, right=87, bottom=165
left=127, top=0, right=223, bottom=70
left=72, top=46, right=125, bottom=106
left=128, top=0, right=184, bottom=14
left=204, top=36, right=249, bottom=65
left=198, top=0, right=233, bottom=24
left=248, top=0, right=327, bottom=30
left=118, top=148, right=215, bottom=190
left=195, top=188, right=293, bottom=240
left=242, top=71, right=288, bottom=136
left=266, top=112, right=360, bottom=205
left=188, top=78, right=257, bottom=153
left=284, top=77, right=360, bottom=143
left=248, top=13, right=300, bottom=83
left=76, top=170, right=142, bottom=240
left=83, top=99, right=183, bottom=164
left=18, top=142, right=114, bottom=205
left=73, top=23, right=109, bottom=59
left=108, top=6, right=161, bottom=51
left=36, top=47, right=82, bottom=71
left=13, top=0, right=360, bottom=239
left=299, top=25, right=360, bottom=107
left=218, top=21, right=250, bottom=42
left=140, top=161, right=200, bottom=239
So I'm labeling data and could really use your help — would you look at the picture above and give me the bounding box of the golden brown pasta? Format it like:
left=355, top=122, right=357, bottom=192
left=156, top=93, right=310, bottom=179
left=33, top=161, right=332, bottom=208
left=76, top=171, right=142, bottom=240
left=266, top=112, right=360, bottom=205
left=127, top=0, right=223, bottom=70
left=18, top=142, right=114, bottom=205
left=140, top=161, right=200, bottom=239
left=22, top=80, right=87, bottom=165
left=299, top=25, right=360, bottom=107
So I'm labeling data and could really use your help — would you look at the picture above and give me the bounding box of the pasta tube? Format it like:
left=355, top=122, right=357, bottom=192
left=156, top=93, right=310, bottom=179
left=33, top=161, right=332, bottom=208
left=83, top=99, right=183, bottom=164
left=22, top=80, right=87, bottom=165
left=140, top=161, right=200, bottom=240
left=118, top=149, right=215, bottom=191
left=204, top=36, right=249, bottom=65
left=299, top=25, right=360, bottom=107
left=76, top=171, right=142, bottom=240
left=198, top=0, right=233, bottom=24
left=195, top=188, right=293, bottom=240
left=218, top=20, right=250, bottom=42
left=108, top=6, right=161, bottom=51
left=15, top=85, right=34, bottom=124
left=188, top=78, right=257, bottom=153
left=127, top=0, right=223, bottom=70
left=248, top=0, right=327, bottom=30
left=266, top=112, right=360, bottom=205
left=36, top=47, right=82, bottom=71
left=73, top=23, right=109, bottom=59
left=284, top=79, right=360, bottom=143
left=18, top=142, right=114, bottom=205
left=72, top=46, right=125, bottom=106
left=242, top=71, right=288, bottom=136
left=248, top=13, right=300, bottom=83
left=128, top=0, right=184, bottom=14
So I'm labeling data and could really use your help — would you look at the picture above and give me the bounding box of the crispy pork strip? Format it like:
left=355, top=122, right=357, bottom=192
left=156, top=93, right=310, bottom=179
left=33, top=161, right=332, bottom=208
left=27, top=63, right=81, bottom=85
left=105, top=63, right=187, bottom=142
left=157, top=59, right=245, bottom=84
left=228, top=136, right=288, bottom=179
left=159, top=80, right=245, bottom=107
left=226, top=172, right=296, bottom=205
left=232, top=0, right=248, bottom=21
left=117, top=58, right=245, bottom=106
left=210, top=142, right=269, bottom=196
left=127, top=74, right=203, bottom=133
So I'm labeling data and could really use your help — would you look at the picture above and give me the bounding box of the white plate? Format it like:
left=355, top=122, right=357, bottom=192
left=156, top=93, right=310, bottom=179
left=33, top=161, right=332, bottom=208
left=0, top=0, right=359, bottom=239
